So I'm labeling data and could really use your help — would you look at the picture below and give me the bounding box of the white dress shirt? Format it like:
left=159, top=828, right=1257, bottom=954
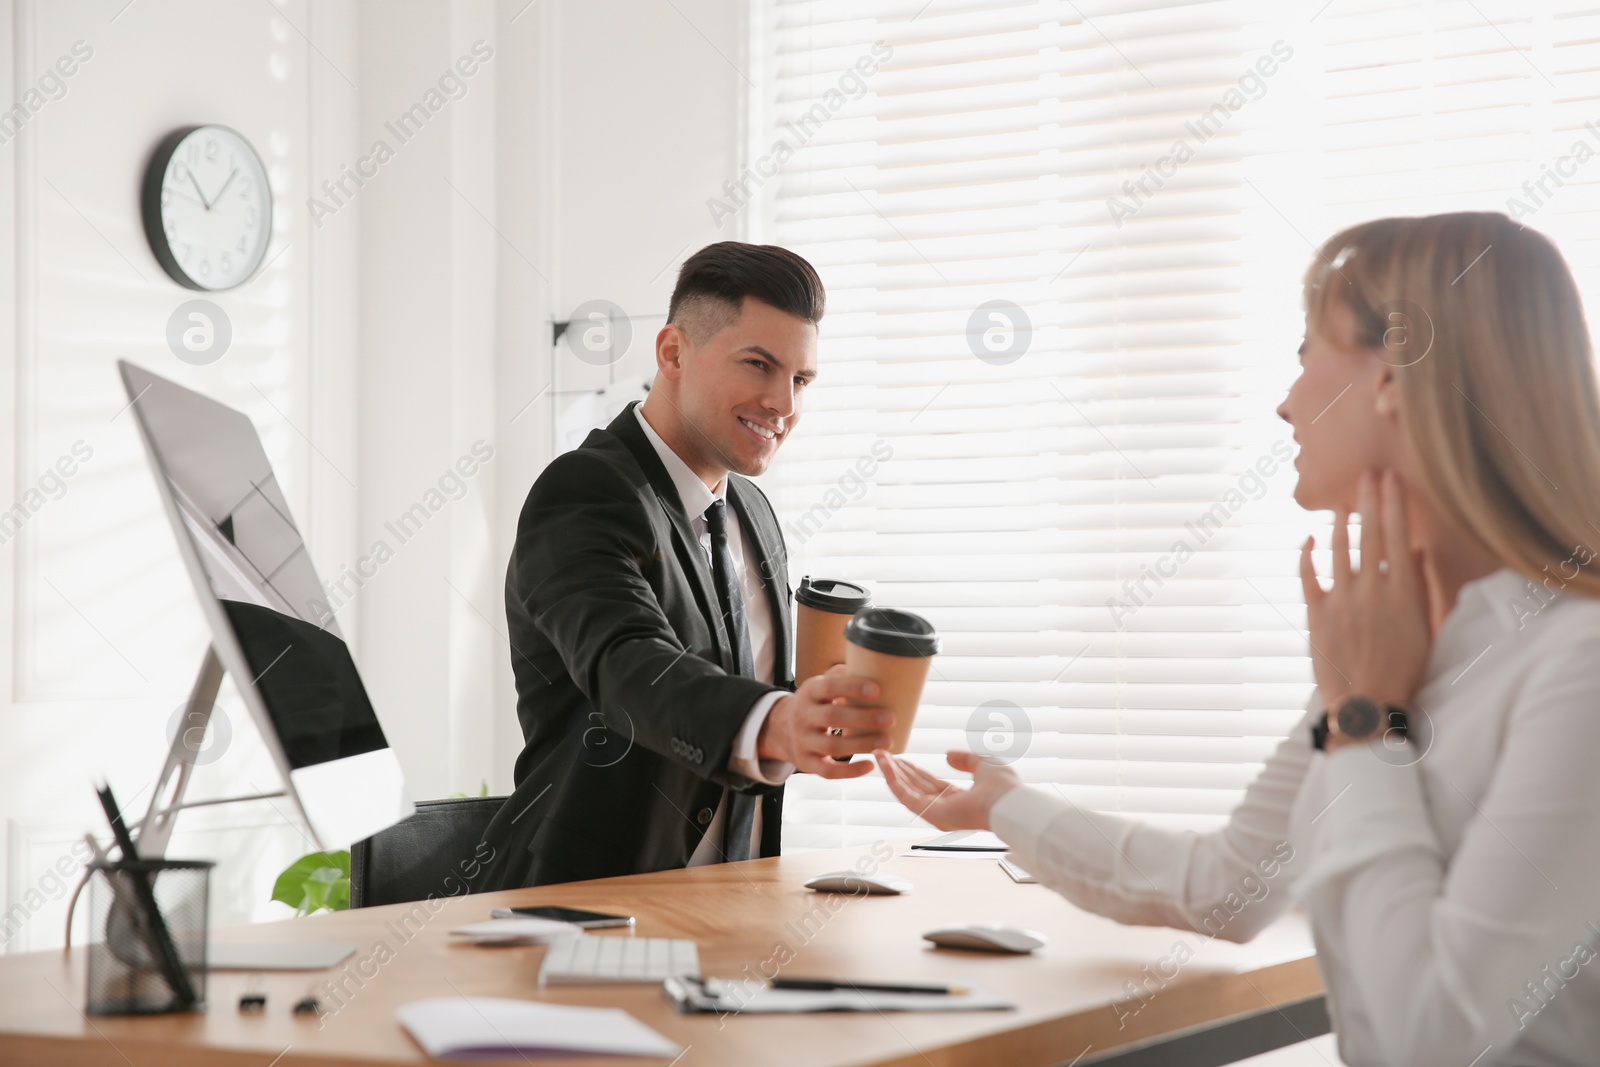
left=632, top=405, right=794, bottom=864
left=991, top=567, right=1600, bottom=1067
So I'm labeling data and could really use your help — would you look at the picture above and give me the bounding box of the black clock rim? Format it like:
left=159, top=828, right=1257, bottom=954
left=141, top=124, right=274, bottom=292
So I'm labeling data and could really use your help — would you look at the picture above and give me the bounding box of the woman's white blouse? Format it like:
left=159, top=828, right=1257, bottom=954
left=990, top=568, right=1600, bottom=1067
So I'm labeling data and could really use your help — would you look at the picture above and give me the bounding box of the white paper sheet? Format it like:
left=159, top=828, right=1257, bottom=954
left=397, top=996, right=681, bottom=1059
left=448, top=918, right=584, bottom=945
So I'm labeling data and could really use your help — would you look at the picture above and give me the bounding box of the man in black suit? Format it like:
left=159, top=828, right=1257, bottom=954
left=479, top=242, right=890, bottom=889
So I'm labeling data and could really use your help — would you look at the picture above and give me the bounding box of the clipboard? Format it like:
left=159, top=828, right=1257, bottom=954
left=663, top=975, right=1015, bottom=1014
left=908, top=830, right=1009, bottom=853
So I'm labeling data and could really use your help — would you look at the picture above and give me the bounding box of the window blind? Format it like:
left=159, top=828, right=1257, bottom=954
left=757, top=0, right=1600, bottom=850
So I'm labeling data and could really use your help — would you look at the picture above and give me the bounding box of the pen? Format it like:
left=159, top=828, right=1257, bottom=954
left=95, top=781, right=197, bottom=1010
left=768, top=977, right=969, bottom=996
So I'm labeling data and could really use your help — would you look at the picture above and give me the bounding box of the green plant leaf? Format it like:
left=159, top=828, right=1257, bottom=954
left=271, top=850, right=351, bottom=916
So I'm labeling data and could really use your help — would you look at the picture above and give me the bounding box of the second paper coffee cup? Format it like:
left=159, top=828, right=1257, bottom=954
left=844, top=607, right=940, bottom=755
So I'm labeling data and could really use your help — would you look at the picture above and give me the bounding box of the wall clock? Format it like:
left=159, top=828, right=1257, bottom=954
left=141, top=125, right=272, bottom=291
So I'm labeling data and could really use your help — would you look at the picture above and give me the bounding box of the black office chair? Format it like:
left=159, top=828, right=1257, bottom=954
left=349, top=795, right=508, bottom=908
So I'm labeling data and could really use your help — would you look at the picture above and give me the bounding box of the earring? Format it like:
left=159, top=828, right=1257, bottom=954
left=1375, top=394, right=1394, bottom=415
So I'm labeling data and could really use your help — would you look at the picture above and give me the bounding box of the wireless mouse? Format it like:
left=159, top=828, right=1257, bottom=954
left=803, top=871, right=914, bottom=895
left=922, top=922, right=1046, bottom=954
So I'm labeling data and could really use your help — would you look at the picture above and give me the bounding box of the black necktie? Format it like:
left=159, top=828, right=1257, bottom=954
left=704, top=499, right=759, bottom=862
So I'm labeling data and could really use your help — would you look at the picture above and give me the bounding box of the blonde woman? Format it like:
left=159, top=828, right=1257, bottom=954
left=876, top=212, right=1600, bottom=1066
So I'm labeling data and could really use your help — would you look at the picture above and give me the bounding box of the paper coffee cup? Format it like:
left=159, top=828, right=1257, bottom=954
left=794, top=577, right=873, bottom=685
left=844, top=607, right=940, bottom=755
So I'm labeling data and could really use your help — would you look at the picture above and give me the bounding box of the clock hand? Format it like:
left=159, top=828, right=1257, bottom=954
left=187, top=171, right=212, bottom=211
left=210, top=168, right=238, bottom=205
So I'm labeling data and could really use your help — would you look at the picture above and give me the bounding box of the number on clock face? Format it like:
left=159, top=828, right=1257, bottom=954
left=145, top=125, right=272, bottom=291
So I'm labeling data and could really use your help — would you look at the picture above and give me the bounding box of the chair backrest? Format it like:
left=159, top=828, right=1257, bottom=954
left=349, top=795, right=507, bottom=908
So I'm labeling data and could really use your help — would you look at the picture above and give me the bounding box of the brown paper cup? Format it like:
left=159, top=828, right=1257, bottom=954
left=843, top=607, right=940, bottom=755
left=796, top=603, right=851, bottom=686
left=845, top=644, right=934, bottom=753
left=793, top=578, right=872, bottom=686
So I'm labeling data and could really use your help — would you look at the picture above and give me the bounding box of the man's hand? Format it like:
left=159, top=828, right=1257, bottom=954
left=875, top=750, right=1021, bottom=832
left=758, top=669, right=890, bottom=778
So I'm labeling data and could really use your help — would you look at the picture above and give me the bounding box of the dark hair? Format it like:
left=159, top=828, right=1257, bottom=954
left=667, top=242, right=825, bottom=341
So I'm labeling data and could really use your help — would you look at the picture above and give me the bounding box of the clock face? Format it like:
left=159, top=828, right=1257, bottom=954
left=142, top=125, right=272, bottom=291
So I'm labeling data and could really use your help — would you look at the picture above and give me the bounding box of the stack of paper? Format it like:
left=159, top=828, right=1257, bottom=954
left=999, top=857, right=1037, bottom=883
left=398, top=997, right=681, bottom=1058
left=448, top=918, right=583, bottom=945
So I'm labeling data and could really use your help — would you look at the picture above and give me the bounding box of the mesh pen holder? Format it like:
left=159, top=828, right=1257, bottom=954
left=86, top=859, right=212, bottom=1015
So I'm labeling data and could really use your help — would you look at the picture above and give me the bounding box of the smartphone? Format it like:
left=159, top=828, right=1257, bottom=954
left=488, top=905, right=635, bottom=929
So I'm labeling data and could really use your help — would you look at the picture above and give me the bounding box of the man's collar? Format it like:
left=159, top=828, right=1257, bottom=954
left=633, top=403, right=725, bottom=521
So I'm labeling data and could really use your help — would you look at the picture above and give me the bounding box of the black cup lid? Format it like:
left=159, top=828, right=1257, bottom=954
left=796, top=576, right=872, bottom=614
left=845, top=607, right=940, bottom=657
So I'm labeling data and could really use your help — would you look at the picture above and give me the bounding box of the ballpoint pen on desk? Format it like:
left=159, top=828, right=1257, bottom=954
left=768, top=978, right=970, bottom=996
left=93, top=780, right=197, bottom=1010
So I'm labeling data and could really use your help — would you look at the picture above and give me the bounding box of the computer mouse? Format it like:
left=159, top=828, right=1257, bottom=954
left=922, top=922, right=1047, bottom=954
left=804, top=871, right=914, bottom=895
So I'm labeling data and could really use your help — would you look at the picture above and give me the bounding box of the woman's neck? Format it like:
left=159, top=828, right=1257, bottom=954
left=1411, top=502, right=1503, bottom=632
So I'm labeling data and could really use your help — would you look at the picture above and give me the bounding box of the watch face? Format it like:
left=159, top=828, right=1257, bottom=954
left=143, top=125, right=273, bottom=291
left=1336, top=695, right=1383, bottom=739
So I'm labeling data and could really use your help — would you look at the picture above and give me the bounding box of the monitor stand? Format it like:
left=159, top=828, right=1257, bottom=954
left=135, top=645, right=292, bottom=858
left=64, top=646, right=357, bottom=970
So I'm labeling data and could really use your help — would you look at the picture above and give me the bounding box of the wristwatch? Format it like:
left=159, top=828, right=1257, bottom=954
left=1310, top=694, right=1409, bottom=751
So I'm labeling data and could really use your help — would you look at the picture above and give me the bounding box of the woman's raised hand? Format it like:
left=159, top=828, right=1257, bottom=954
left=874, top=749, right=1022, bottom=832
left=1298, top=468, right=1432, bottom=719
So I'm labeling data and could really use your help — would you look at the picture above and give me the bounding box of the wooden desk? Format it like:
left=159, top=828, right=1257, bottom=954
left=0, top=844, right=1321, bottom=1067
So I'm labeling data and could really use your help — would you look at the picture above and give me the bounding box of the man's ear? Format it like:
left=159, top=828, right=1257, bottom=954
left=655, top=323, right=690, bottom=382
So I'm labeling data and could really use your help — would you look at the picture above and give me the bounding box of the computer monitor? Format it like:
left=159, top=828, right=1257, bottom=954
left=118, top=360, right=412, bottom=851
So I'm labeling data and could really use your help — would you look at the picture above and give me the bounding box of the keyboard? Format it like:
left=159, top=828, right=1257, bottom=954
left=538, top=935, right=700, bottom=986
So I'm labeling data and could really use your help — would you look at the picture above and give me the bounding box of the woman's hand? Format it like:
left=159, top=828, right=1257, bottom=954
left=874, top=749, right=1022, bottom=831
left=1298, top=469, right=1432, bottom=743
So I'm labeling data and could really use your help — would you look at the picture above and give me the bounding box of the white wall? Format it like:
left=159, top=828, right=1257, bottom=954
left=344, top=0, right=502, bottom=804
left=533, top=0, right=748, bottom=478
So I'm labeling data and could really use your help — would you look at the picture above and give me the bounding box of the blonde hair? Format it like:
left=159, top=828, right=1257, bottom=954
left=1303, top=212, right=1600, bottom=596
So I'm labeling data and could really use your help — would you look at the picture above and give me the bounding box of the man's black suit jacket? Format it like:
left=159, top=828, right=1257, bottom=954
left=478, top=402, right=793, bottom=890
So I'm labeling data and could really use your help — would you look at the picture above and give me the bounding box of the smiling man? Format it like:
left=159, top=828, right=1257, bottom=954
left=479, top=242, right=889, bottom=889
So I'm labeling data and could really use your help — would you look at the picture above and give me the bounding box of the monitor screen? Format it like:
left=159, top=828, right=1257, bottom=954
left=120, top=361, right=409, bottom=847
